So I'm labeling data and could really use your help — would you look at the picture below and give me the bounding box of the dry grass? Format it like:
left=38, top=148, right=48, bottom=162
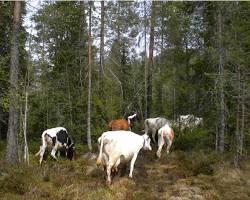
left=0, top=148, right=250, bottom=200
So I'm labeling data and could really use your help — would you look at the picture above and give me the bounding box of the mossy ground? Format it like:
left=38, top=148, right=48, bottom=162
left=0, top=140, right=250, bottom=200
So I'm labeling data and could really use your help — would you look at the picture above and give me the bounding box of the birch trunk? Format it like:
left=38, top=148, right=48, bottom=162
left=144, top=1, right=148, bottom=119
left=87, top=1, right=93, bottom=151
left=100, top=1, right=105, bottom=76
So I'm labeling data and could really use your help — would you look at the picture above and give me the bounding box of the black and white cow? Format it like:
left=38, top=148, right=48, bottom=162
left=35, top=127, right=75, bottom=164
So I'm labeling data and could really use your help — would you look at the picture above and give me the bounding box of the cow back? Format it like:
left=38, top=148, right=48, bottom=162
left=108, top=119, right=129, bottom=131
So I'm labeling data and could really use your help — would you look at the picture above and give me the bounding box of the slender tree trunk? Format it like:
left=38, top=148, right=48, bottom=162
left=173, top=85, right=176, bottom=120
left=100, top=1, right=105, bottom=76
left=65, top=64, right=73, bottom=128
left=144, top=1, right=148, bottom=119
left=22, top=32, right=33, bottom=165
left=117, top=1, right=123, bottom=114
left=6, top=1, right=21, bottom=164
left=235, top=65, right=241, bottom=165
left=79, top=1, right=85, bottom=92
left=217, top=5, right=225, bottom=153
left=240, top=82, right=245, bottom=155
left=41, top=13, right=48, bottom=129
left=0, top=112, right=2, bottom=140
left=147, top=1, right=155, bottom=118
left=98, top=1, right=105, bottom=98
left=87, top=1, right=93, bottom=151
left=23, top=88, right=29, bottom=165
left=215, top=124, right=218, bottom=151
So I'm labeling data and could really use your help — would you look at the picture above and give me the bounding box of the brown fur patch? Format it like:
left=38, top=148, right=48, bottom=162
left=108, top=119, right=129, bottom=131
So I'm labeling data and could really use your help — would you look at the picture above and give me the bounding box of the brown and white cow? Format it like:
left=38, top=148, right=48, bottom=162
left=108, top=113, right=137, bottom=131
left=156, top=124, right=175, bottom=158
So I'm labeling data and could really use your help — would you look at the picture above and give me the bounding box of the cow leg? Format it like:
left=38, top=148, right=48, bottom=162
left=106, top=162, right=114, bottom=185
left=39, top=146, right=46, bottom=165
left=113, top=158, right=120, bottom=173
left=166, top=137, right=172, bottom=154
left=35, top=145, right=42, bottom=157
left=152, top=129, right=157, bottom=143
left=51, top=143, right=59, bottom=161
left=156, top=134, right=164, bottom=158
left=129, top=153, right=138, bottom=178
left=107, top=156, right=121, bottom=184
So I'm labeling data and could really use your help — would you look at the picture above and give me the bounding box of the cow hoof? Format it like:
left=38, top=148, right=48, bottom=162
left=156, top=152, right=161, bottom=158
left=106, top=180, right=112, bottom=186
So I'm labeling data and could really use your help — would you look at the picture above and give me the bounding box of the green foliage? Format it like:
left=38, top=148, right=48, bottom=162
left=174, top=128, right=214, bottom=151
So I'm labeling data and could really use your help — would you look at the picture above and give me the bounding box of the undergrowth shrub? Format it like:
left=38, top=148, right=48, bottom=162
left=0, top=164, right=32, bottom=195
left=174, top=150, right=218, bottom=176
left=173, top=128, right=214, bottom=151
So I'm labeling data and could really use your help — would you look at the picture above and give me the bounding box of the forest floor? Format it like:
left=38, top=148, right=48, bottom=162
left=1, top=142, right=250, bottom=200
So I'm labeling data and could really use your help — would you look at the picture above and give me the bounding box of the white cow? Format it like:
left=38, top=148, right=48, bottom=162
left=96, top=131, right=152, bottom=184
left=35, top=127, right=75, bottom=164
left=178, top=114, right=203, bottom=132
left=144, top=117, right=170, bottom=143
left=156, top=124, right=175, bottom=158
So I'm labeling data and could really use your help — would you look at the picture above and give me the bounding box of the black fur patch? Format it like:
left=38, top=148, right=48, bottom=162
left=56, top=130, right=69, bottom=145
left=56, top=130, right=75, bottom=160
left=52, top=137, right=56, bottom=146
left=67, top=146, right=75, bottom=160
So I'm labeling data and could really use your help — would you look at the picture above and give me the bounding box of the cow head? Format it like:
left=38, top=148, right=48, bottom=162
left=65, top=136, right=76, bottom=160
left=142, top=134, right=152, bottom=151
left=66, top=144, right=76, bottom=160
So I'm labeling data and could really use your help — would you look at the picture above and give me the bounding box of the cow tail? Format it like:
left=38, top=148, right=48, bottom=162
left=96, top=136, right=104, bottom=166
left=35, top=132, right=46, bottom=157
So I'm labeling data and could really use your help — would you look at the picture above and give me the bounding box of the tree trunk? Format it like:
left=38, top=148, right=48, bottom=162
left=22, top=32, right=33, bottom=165
left=147, top=1, right=155, bottom=118
left=217, top=5, right=225, bottom=153
left=100, top=1, right=105, bottom=76
left=235, top=64, right=241, bottom=165
left=240, top=82, right=245, bottom=155
left=41, top=12, right=49, bottom=129
left=87, top=1, right=93, bottom=151
left=23, top=88, right=29, bottom=165
left=6, top=1, right=21, bottom=164
left=65, top=64, right=73, bottom=128
left=117, top=1, right=123, bottom=114
left=79, top=1, right=85, bottom=92
left=144, top=1, right=148, bottom=119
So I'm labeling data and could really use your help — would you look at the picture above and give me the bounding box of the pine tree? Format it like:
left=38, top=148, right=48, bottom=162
left=6, top=1, right=21, bottom=164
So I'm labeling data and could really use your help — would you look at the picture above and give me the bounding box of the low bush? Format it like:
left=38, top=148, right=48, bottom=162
left=173, top=128, right=214, bottom=151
